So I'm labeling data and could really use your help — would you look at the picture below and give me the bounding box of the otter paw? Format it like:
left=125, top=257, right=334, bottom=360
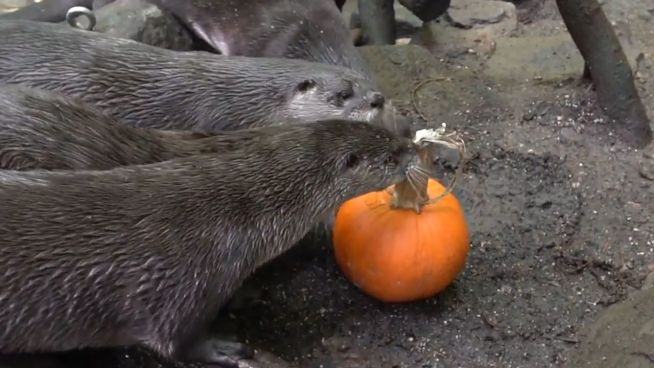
left=185, top=338, right=254, bottom=366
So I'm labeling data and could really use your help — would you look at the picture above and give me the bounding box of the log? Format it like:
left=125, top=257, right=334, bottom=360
left=556, top=0, right=652, bottom=148
left=358, top=0, right=396, bottom=45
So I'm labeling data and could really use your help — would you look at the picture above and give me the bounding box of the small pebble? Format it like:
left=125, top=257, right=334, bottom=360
left=639, top=160, right=654, bottom=181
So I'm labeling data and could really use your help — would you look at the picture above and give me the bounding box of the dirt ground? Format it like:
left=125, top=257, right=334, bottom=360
left=1, top=0, right=654, bottom=368
left=215, top=1, right=654, bottom=368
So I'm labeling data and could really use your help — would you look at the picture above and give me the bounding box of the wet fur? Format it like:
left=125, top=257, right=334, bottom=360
left=149, top=0, right=373, bottom=80
left=0, top=21, right=385, bottom=132
left=0, top=119, right=416, bottom=363
left=0, top=84, right=300, bottom=171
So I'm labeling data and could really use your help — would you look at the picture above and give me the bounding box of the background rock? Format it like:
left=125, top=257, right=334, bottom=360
left=564, top=279, right=654, bottom=368
left=484, top=34, right=585, bottom=81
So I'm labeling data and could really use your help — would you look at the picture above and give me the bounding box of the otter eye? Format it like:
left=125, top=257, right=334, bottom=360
left=338, top=90, right=353, bottom=100
left=296, top=79, right=316, bottom=93
left=344, top=153, right=360, bottom=169
left=384, top=154, right=398, bottom=166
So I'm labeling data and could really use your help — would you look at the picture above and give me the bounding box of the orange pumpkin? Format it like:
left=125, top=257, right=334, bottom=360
left=333, top=178, right=470, bottom=303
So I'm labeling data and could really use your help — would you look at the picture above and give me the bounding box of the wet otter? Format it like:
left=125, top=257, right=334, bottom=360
left=0, top=21, right=393, bottom=133
left=147, top=0, right=374, bottom=80
left=0, top=119, right=417, bottom=368
left=1, top=0, right=372, bottom=80
left=0, top=84, right=292, bottom=171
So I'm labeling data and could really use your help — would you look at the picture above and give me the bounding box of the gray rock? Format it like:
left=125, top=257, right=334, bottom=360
left=447, top=0, right=515, bottom=29
left=484, top=34, right=585, bottom=81
left=640, top=149, right=654, bottom=181
left=564, top=279, right=654, bottom=368
left=238, top=349, right=296, bottom=368
left=91, top=0, right=193, bottom=50
left=412, top=0, right=517, bottom=60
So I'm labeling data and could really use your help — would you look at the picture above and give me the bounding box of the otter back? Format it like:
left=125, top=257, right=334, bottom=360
left=0, top=21, right=387, bottom=132
left=149, top=0, right=373, bottom=80
left=0, top=84, right=295, bottom=171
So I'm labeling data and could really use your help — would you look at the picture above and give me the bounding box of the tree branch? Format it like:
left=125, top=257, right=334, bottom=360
left=357, top=0, right=396, bottom=45
left=556, top=0, right=652, bottom=148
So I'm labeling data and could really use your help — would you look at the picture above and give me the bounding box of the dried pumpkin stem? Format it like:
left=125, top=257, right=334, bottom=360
left=390, top=148, right=432, bottom=213
left=390, top=126, right=466, bottom=214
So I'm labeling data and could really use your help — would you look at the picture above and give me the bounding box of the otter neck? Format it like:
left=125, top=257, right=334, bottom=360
left=172, top=157, right=338, bottom=284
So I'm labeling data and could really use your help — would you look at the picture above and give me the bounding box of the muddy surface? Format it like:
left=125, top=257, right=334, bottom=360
left=1, top=0, right=654, bottom=367
left=217, top=1, right=654, bottom=367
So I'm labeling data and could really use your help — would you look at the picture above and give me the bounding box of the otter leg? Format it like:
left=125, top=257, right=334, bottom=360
left=182, top=338, right=254, bottom=368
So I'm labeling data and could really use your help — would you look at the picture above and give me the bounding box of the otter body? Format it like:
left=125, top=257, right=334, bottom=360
left=149, top=0, right=373, bottom=80
left=0, top=120, right=416, bottom=366
left=0, top=21, right=388, bottom=132
left=0, top=84, right=298, bottom=171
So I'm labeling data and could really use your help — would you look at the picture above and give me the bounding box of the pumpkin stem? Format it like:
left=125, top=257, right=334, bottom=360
left=390, top=147, right=432, bottom=214
left=390, top=126, right=466, bottom=214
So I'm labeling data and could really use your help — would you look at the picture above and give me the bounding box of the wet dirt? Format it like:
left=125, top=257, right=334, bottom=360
left=214, top=1, right=654, bottom=367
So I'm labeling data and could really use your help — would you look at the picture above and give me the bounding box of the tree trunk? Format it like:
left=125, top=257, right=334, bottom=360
left=358, top=0, right=396, bottom=45
left=556, top=0, right=652, bottom=148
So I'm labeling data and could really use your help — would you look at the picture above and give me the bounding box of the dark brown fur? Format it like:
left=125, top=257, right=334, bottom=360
left=0, top=84, right=291, bottom=171
left=0, top=21, right=391, bottom=133
left=0, top=119, right=417, bottom=366
left=148, top=0, right=374, bottom=80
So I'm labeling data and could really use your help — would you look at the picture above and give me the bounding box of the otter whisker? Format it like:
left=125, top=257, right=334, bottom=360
left=410, top=165, right=432, bottom=177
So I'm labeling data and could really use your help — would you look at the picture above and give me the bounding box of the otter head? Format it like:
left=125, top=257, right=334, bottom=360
left=286, top=69, right=388, bottom=127
left=314, top=120, right=418, bottom=202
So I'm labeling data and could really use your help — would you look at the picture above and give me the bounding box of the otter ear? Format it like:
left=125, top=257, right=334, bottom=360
left=296, top=79, right=317, bottom=93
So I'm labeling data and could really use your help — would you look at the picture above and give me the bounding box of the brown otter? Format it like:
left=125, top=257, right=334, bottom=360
left=1, top=0, right=373, bottom=81
left=0, top=84, right=284, bottom=171
left=147, top=0, right=374, bottom=80
left=0, top=119, right=417, bottom=367
left=0, top=21, right=398, bottom=134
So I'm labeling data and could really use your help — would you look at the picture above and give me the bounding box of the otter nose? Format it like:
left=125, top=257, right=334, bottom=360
left=369, top=92, right=385, bottom=108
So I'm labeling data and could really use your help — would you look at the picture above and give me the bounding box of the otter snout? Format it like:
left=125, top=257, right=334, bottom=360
left=369, top=92, right=385, bottom=109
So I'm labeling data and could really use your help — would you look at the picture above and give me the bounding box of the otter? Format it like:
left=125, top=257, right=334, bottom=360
left=0, top=21, right=397, bottom=134
left=0, top=84, right=289, bottom=171
left=147, top=0, right=374, bottom=80
left=0, top=119, right=417, bottom=368
left=1, top=0, right=372, bottom=79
